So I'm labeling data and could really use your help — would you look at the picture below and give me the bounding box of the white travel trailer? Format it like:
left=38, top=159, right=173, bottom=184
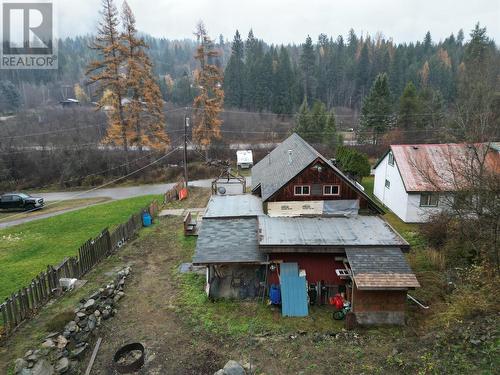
left=236, top=150, right=253, bottom=169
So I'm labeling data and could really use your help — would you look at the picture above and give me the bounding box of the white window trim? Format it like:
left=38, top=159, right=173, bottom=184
left=388, top=152, right=394, bottom=166
left=294, top=185, right=311, bottom=196
left=420, top=193, right=439, bottom=207
left=323, top=184, right=340, bottom=196
left=385, top=179, right=390, bottom=189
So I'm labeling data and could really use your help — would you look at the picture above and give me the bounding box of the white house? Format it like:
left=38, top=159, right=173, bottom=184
left=373, top=143, right=499, bottom=223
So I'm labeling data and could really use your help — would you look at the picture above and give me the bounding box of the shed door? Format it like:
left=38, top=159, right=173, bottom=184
left=280, top=263, right=308, bottom=317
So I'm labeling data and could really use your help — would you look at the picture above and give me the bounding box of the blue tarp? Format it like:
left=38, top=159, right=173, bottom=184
left=280, top=263, right=308, bottom=317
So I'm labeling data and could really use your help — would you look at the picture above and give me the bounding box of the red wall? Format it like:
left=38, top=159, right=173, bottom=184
left=268, top=253, right=346, bottom=286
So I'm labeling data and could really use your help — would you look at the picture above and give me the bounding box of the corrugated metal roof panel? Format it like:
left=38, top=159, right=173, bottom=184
left=192, top=218, right=267, bottom=264
left=346, top=247, right=420, bottom=289
left=204, top=194, right=264, bottom=218
left=391, top=143, right=500, bottom=192
left=258, top=216, right=408, bottom=247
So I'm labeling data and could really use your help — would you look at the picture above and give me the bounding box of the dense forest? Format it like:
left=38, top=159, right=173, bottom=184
left=1, top=25, right=498, bottom=118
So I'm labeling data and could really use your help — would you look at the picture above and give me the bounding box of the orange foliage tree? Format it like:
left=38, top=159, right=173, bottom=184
left=87, top=0, right=168, bottom=153
left=87, top=0, right=128, bottom=152
left=121, top=1, right=168, bottom=152
left=192, top=22, right=224, bottom=158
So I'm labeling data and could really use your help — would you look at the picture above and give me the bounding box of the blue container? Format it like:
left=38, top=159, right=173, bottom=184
left=269, top=284, right=281, bottom=305
left=142, top=212, right=152, bottom=227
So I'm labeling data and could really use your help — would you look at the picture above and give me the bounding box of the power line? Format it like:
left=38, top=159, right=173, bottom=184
left=1, top=145, right=181, bottom=222
left=0, top=124, right=106, bottom=140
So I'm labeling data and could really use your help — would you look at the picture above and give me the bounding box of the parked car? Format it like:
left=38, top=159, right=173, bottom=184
left=0, top=193, right=44, bottom=211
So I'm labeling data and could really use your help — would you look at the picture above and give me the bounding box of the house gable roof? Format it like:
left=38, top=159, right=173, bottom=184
left=251, top=133, right=382, bottom=212
left=382, top=143, right=500, bottom=192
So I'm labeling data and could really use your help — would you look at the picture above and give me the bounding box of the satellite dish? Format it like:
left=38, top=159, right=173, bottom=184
left=218, top=186, right=226, bottom=195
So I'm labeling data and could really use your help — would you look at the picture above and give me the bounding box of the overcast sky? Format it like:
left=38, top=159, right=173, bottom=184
left=58, top=0, right=500, bottom=44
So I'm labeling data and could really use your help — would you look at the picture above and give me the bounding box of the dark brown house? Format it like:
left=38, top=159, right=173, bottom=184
left=251, top=133, right=382, bottom=214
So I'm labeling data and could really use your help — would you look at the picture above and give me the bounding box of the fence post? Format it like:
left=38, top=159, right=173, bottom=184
left=1, top=303, right=8, bottom=334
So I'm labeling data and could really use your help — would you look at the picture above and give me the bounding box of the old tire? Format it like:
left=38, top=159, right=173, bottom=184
left=333, top=310, right=344, bottom=320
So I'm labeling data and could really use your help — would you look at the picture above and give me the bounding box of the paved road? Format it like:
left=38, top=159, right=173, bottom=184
left=1, top=177, right=251, bottom=229
left=34, top=179, right=215, bottom=201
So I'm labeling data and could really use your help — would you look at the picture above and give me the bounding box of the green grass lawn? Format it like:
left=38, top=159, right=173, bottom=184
left=0, top=194, right=160, bottom=301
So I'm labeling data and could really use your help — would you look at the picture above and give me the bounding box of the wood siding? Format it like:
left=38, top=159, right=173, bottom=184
left=268, top=253, right=346, bottom=286
left=267, top=158, right=369, bottom=209
left=352, top=284, right=407, bottom=313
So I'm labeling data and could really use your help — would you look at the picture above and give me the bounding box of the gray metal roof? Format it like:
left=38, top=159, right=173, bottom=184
left=250, top=133, right=382, bottom=213
left=258, top=216, right=408, bottom=247
left=251, top=133, right=322, bottom=201
left=345, top=247, right=420, bottom=289
left=193, top=218, right=267, bottom=264
left=204, top=194, right=263, bottom=219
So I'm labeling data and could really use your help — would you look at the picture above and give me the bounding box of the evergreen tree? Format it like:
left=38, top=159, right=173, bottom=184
left=294, top=97, right=311, bottom=139
left=224, top=30, right=245, bottom=108
left=361, top=73, right=392, bottom=144
left=323, top=108, right=339, bottom=149
left=398, top=81, right=421, bottom=129
left=300, top=35, right=316, bottom=102
left=455, top=23, right=499, bottom=140
left=355, top=42, right=371, bottom=102
left=0, top=80, right=21, bottom=113
left=335, top=146, right=371, bottom=181
left=172, top=72, right=194, bottom=105
left=271, top=47, right=294, bottom=114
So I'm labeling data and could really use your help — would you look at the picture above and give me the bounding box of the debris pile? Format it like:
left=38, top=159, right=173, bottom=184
left=13, top=266, right=131, bottom=375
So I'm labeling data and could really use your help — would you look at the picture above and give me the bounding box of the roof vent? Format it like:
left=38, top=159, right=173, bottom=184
left=288, top=149, right=293, bottom=164
left=412, top=146, right=419, bottom=150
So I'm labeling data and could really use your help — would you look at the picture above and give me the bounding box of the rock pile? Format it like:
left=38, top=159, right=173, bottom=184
left=13, top=266, right=131, bottom=375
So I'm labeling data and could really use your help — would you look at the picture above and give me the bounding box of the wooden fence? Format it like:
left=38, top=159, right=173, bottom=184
left=0, top=199, right=159, bottom=338
left=164, top=178, right=186, bottom=204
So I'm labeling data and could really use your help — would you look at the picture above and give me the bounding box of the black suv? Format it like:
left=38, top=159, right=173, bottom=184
left=0, top=193, right=44, bottom=211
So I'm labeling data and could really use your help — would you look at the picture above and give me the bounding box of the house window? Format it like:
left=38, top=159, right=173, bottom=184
left=294, top=185, right=310, bottom=196
left=385, top=179, right=390, bottom=189
left=388, top=152, right=394, bottom=166
left=323, top=185, right=340, bottom=196
left=420, top=193, right=439, bottom=207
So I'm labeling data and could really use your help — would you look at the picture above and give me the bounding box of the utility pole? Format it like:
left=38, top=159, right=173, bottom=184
left=183, top=109, right=189, bottom=187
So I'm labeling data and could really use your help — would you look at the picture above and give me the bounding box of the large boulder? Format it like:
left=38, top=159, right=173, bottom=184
left=32, top=359, right=54, bottom=375
left=222, top=360, right=246, bottom=375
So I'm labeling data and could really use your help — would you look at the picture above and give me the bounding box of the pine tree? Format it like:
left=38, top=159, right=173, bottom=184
left=355, top=42, right=371, bottom=102
left=120, top=1, right=169, bottom=152
left=0, top=80, right=21, bottom=113
left=192, top=22, right=224, bottom=158
left=224, top=30, right=245, bottom=108
left=323, top=108, right=338, bottom=149
left=294, top=97, right=311, bottom=139
left=455, top=23, right=498, bottom=140
left=361, top=73, right=392, bottom=144
left=300, top=35, right=316, bottom=103
left=87, top=0, right=128, bottom=152
left=272, top=46, right=294, bottom=114
left=398, top=81, right=421, bottom=129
